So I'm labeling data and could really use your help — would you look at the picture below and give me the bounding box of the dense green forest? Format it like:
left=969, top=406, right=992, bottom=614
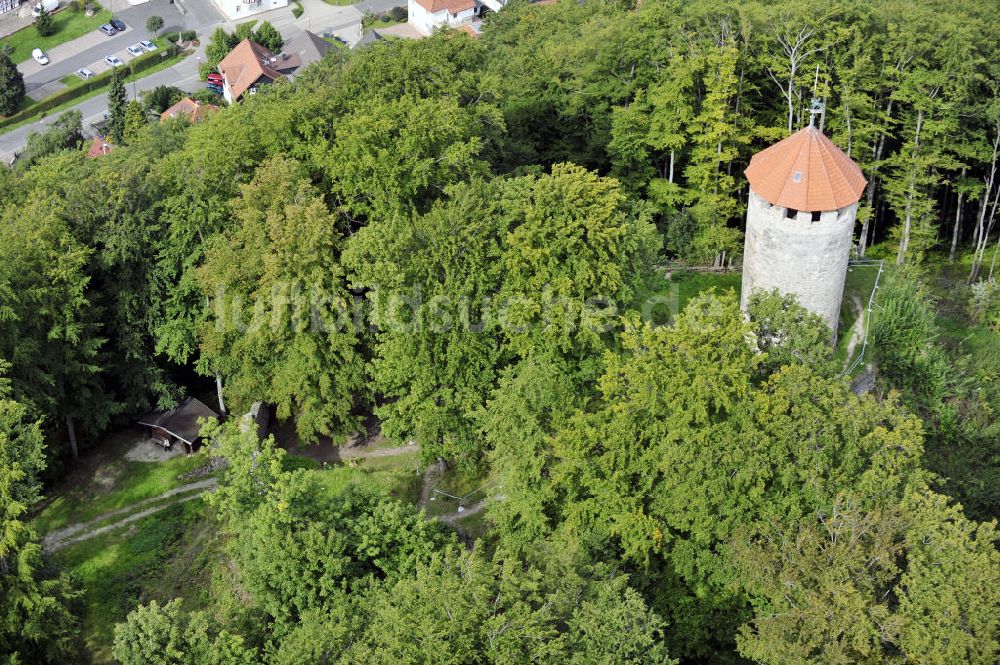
left=2, top=0, right=999, bottom=663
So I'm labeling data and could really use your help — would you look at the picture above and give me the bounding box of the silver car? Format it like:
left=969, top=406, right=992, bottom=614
left=76, top=67, right=95, bottom=79
left=105, top=55, right=124, bottom=67
left=127, top=43, right=144, bottom=57
left=139, top=40, right=157, bottom=52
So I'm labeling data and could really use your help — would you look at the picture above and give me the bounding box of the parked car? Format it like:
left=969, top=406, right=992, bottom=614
left=127, top=43, right=144, bottom=56
left=139, top=40, right=157, bottom=52
left=32, top=0, right=58, bottom=17
left=206, top=73, right=223, bottom=84
left=105, top=55, right=124, bottom=67
left=31, top=48, right=49, bottom=65
left=76, top=67, right=95, bottom=79
left=109, top=17, right=126, bottom=32
left=99, top=24, right=117, bottom=36
left=205, top=84, right=223, bottom=95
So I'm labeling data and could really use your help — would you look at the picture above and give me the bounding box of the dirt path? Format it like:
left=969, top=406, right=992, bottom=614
left=439, top=498, right=488, bottom=525
left=339, top=444, right=420, bottom=460
left=843, top=295, right=866, bottom=369
left=41, top=440, right=495, bottom=553
left=418, top=459, right=447, bottom=508
left=42, top=478, right=219, bottom=553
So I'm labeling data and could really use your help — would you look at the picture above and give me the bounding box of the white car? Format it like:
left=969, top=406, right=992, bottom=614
left=76, top=67, right=95, bottom=79
left=31, top=48, right=49, bottom=65
left=127, top=43, right=144, bottom=57
left=105, top=55, right=124, bottom=67
left=139, top=40, right=157, bottom=52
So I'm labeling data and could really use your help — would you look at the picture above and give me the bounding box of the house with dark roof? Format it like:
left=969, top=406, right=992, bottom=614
left=282, top=28, right=333, bottom=66
left=137, top=397, right=220, bottom=453
left=355, top=28, right=385, bottom=48
left=160, top=97, right=219, bottom=124
left=217, top=39, right=302, bottom=104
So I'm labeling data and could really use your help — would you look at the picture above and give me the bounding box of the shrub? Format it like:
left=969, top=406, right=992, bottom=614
left=968, top=278, right=1000, bottom=331
left=291, top=1, right=304, bottom=18
left=389, top=5, right=406, bottom=21
left=145, top=15, right=164, bottom=37
left=180, top=29, right=197, bottom=42
left=35, top=10, right=55, bottom=38
left=163, top=31, right=180, bottom=43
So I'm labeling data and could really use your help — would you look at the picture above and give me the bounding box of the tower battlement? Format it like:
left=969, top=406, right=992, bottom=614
left=740, top=126, right=867, bottom=342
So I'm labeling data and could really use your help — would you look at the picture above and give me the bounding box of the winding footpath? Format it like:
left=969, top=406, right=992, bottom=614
left=42, top=478, right=219, bottom=553
left=41, top=440, right=498, bottom=553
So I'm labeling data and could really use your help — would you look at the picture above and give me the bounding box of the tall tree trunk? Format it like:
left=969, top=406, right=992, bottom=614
left=989, top=232, right=1000, bottom=280
left=669, top=149, right=675, bottom=183
left=66, top=415, right=79, bottom=460
left=858, top=99, right=894, bottom=258
left=950, top=167, right=966, bottom=262
left=215, top=371, right=227, bottom=416
left=970, top=127, right=1000, bottom=282
left=896, top=110, right=924, bottom=266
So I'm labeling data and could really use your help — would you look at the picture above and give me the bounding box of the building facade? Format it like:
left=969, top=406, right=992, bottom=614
left=740, top=125, right=867, bottom=340
left=408, top=0, right=475, bottom=35
left=212, top=0, right=288, bottom=22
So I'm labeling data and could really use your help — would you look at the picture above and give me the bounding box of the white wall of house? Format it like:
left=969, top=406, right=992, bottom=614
left=212, top=0, right=288, bottom=21
left=408, top=0, right=475, bottom=35
left=478, top=0, right=506, bottom=13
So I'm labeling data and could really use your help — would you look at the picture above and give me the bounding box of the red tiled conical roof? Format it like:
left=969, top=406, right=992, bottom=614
left=745, top=126, right=867, bottom=211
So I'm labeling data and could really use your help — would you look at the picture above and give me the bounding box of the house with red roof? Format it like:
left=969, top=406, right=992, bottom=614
left=160, top=97, right=219, bottom=124
left=85, top=137, right=114, bottom=158
left=218, top=39, right=302, bottom=104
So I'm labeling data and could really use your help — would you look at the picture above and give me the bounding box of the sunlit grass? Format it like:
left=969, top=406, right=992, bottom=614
left=35, top=442, right=206, bottom=535
left=0, top=5, right=112, bottom=64
left=54, top=500, right=207, bottom=664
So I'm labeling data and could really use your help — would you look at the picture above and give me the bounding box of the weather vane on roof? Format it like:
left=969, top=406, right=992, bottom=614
left=809, top=98, right=825, bottom=129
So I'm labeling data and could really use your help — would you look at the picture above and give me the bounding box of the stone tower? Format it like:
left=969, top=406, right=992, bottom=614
left=740, top=122, right=867, bottom=341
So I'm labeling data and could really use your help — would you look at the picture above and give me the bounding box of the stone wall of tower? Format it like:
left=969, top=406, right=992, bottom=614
left=740, top=189, right=856, bottom=338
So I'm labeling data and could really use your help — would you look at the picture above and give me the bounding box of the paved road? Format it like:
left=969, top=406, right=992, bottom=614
left=354, top=0, right=405, bottom=14
left=20, top=0, right=221, bottom=94
left=0, top=0, right=379, bottom=161
left=0, top=46, right=202, bottom=160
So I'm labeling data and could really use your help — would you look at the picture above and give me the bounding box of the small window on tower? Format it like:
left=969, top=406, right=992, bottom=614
left=786, top=208, right=798, bottom=219
left=811, top=211, right=821, bottom=222
left=792, top=171, right=803, bottom=183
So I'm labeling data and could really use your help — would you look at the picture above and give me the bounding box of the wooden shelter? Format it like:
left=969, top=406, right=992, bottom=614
left=137, top=397, right=220, bottom=453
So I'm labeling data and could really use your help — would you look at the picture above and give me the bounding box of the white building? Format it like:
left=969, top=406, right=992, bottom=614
left=212, top=0, right=288, bottom=22
left=407, top=0, right=476, bottom=35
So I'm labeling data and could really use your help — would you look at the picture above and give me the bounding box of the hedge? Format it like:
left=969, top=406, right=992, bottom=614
left=0, top=43, right=184, bottom=131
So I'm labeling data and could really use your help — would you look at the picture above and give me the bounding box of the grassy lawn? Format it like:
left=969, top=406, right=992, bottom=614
left=1, top=6, right=112, bottom=64
left=54, top=499, right=210, bottom=664
left=424, top=465, right=491, bottom=518
left=34, top=435, right=206, bottom=535
left=453, top=509, right=491, bottom=543
left=635, top=269, right=742, bottom=325
left=349, top=450, right=424, bottom=504
left=363, top=15, right=404, bottom=30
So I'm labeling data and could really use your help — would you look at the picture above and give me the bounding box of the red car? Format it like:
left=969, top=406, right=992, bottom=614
left=206, top=73, right=223, bottom=84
